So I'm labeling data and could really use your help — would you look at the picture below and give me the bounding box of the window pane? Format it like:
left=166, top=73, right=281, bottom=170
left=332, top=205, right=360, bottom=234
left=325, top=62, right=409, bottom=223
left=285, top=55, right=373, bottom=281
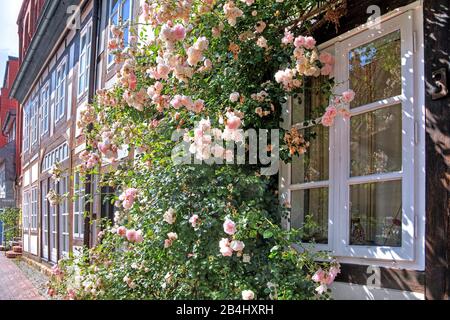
left=110, top=0, right=119, bottom=15
left=349, top=180, right=402, bottom=247
left=292, top=77, right=329, bottom=125
left=349, top=30, right=401, bottom=108
left=350, top=104, right=402, bottom=177
left=291, top=188, right=328, bottom=244
left=292, top=126, right=329, bottom=183
left=121, top=0, right=131, bottom=22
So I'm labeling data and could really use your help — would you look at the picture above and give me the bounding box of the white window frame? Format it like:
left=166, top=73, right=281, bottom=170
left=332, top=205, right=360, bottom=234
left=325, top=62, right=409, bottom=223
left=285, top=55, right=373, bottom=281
left=40, top=82, right=50, bottom=136
left=280, top=6, right=425, bottom=269
left=107, top=0, right=133, bottom=67
left=23, top=104, right=30, bottom=152
left=31, top=187, right=38, bottom=231
left=59, top=176, right=70, bottom=256
left=23, top=190, right=30, bottom=231
left=0, top=163, right=5, bottom=199
left=73, top=171, right=85, bottom=238
left=55, top=59, right=67, bottom=123
left=42, top=142, right=69, bottom=172
left=78, top=22, right=92, bottom=97
left=31, top=95, right=39, bottom=145
left=42, top=182, right=49, bottom=252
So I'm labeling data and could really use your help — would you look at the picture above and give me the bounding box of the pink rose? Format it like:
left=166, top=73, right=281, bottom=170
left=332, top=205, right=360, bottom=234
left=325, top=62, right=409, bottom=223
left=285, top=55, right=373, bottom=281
left=229, top=92, right=240, bottom=103
left=193, top=99, right=205, bottom=113
left=128, top=73, right=137, bottom=91
left=320, top=64, right=333, bottom=76
left=220, top=246, right=233, bottom=257
left=135, top=230, right=144, bottom=243
left=341, top=90, right=356, bottom=103
left=219, top=239, right=233, bottom=256
left=282, top=30, right=294, bottom=45
left=170, top=95, right=183, bottom=109
left=312, top=268, right=326, bottom=283
left=225, top=114, right=241, bottom=130
left=321, top=115, right=334, bottom=127
left=294, top=36, right=305, bottom=48
left=304, top=36, right=317, bottom=49
left=126, top=229, right=137, bottom=242
left=167, top=232, right=178, bottom=241
left=242, top=290, right=255, bottom=300
left=172, top=24, right=186, bottom=41
left=189, top=215, right=200, bottom=228
left=122, top=199, right=133, bottom=210
left=319, top=52, right=335, bottom=65
left=117, top=226, right=127, bottom=237
left=126, top=188, right=138, bottom=197
left=223, top=218, right=237, bottom=235
left=230, top=240, right=245, bottom=252
left=164, top=239, right=173, bottom=248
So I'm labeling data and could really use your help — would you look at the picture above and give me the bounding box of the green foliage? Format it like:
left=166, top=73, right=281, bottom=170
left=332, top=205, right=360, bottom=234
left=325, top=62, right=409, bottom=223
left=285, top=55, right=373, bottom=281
left=49, top=0, right=340, bottom=300
left=0, top=208, right=21, bottom=244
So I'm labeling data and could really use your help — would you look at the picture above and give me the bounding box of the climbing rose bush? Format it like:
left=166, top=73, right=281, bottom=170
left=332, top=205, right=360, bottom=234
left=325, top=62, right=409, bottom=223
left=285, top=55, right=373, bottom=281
left=49, top=0, right=355, bottom=300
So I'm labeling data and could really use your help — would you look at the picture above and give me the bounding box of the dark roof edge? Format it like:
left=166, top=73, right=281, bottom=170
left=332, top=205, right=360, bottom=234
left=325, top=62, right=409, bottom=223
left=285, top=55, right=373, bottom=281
left=9, top=0, right=61, bottom=102
left=2, top=110, right=17, bottom=135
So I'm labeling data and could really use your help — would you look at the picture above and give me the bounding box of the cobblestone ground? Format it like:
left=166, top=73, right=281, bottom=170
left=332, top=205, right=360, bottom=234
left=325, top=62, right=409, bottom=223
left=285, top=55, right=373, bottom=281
left=12, top=258, right=51, bottom=299
left=0, top=254, right=45, bottom=300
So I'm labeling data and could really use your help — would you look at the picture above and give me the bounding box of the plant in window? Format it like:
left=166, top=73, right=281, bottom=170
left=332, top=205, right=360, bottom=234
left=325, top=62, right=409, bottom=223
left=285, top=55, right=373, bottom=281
left=46, top=189, right=60, bottom=206
left=49, top=162, right=64, bottom=182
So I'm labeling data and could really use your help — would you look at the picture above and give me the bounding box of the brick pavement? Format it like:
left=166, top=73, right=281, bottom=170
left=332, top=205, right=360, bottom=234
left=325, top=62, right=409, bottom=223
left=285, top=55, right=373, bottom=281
left=0, top=254, right=44, bottom=300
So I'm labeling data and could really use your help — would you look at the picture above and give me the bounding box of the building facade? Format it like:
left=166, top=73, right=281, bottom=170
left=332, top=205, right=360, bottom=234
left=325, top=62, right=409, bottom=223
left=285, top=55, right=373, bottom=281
left=11, top=0, right=135, bottom=262
left=0, top=57, right=20, bottom=211
left=9, top=0, right=450, bottom=300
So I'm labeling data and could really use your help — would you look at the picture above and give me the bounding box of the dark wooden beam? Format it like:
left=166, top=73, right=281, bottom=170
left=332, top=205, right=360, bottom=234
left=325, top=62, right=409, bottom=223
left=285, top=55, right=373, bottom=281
left=423, top=0, right=450, bottom=301
left=335, top=264, right=425, bottom=293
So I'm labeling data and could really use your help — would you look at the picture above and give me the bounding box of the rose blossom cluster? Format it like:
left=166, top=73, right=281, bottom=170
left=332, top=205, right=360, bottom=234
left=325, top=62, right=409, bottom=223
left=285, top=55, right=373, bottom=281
left=123, top=88, right=149, bottom=112
left=170, top=95, right=205, bottom=113
left=219, top=218, right=245, bottom=257
left=46, top=189, right=59, bottom=206
left=276, top=34, right=336, bottom=90
left=163, top=208, right=176, bottom=225
left=187, top=36, right=209, bottom=66
left=284, top=127, right=310, bottom=156
left=164, top=232, right=178, bottom=248
left=222, top=111, right=244, bottom=143
left=223, top=1, right=244, bottom=26
left=274, top=68, right=302, bottom=91
left=79, top=150, right=100, bottom=169
left=159, top=23, right=187, bottom=51
left=97, top=131, right=118, bottom=160
left=116, top=226, right=144, bottom=244
left=119, top=59, right=137, bottom=91
left=312, top=263, right=341, bottom=295
left=141, top=1, right=193, bottom=27
left=321, top=90, right=355, bottom=127
left=77, top=104, right=96, bottom=129
left=119, top=188, right=138, bottom=210
left=189, top=214, right=200, bottom=228
left=108, top=25, right=124, bottom=58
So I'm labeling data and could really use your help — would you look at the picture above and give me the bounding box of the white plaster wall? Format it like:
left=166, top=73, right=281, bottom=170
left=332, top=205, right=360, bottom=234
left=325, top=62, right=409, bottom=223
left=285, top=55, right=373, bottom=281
left=23, top=234, right=29, bottom=252
left=30, top=235, right=38, bottom=256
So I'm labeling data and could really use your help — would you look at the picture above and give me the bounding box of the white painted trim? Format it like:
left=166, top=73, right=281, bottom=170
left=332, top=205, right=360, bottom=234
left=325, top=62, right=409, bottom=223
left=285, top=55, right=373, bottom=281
left=317, top=1, right=423, bottom=50
left=281, top=6, right=425, bottom=270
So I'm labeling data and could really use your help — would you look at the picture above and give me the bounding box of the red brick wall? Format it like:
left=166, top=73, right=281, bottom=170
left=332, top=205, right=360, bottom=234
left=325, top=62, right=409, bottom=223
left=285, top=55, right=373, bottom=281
left=0, top=58, right=20, bottom=175
left=17, top=0, right=45, bottom=64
